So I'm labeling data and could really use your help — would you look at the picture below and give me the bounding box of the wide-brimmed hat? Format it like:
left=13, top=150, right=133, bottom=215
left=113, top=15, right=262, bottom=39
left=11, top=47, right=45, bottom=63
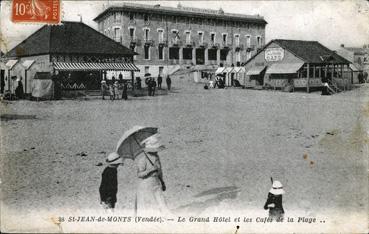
left=106, top=152, right=123, bottom=165
left=140, top=134, right=165, bottom=152
left=101, top=80, right=106, bottom=83
left=269, top=181, right=285, bottom=195
left=144, top=73, right=151, bottom=77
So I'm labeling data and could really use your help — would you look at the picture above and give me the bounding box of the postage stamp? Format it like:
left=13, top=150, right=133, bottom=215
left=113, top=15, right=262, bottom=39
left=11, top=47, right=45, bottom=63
left=11, top=0, right=60, bottom=24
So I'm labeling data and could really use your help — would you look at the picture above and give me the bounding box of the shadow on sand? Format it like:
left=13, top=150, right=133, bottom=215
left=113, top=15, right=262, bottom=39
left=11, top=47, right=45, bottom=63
left=173, top=186, right=240, bottom=215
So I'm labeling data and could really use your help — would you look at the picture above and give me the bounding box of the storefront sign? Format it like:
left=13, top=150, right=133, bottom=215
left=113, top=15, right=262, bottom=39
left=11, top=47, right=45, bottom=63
left=265, top=48, right=284, bottom=62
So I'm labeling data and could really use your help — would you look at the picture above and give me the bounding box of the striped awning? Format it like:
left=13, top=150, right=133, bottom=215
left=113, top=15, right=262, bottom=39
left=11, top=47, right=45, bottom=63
left=266, top=62, right=304, bottom=74
left=53, top=62, right=140, bottom=71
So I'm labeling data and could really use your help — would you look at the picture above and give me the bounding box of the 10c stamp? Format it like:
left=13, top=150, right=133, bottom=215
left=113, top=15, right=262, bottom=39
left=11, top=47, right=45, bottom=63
left=12, top=0, right=60, bottom=24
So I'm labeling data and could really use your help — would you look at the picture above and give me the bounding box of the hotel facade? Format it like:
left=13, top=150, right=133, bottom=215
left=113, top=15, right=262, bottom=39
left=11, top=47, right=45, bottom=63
left=94, top=3, right=267, bottom=77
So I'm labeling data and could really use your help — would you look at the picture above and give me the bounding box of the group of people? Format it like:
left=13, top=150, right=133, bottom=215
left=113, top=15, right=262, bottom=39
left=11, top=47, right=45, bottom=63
left=101, top=77, right=128, bottom=101
left=204, top=74, right=225, bottom=89
left=99, top=134, right=171, bottom=216
left=144, top=73, right=172, bottom=96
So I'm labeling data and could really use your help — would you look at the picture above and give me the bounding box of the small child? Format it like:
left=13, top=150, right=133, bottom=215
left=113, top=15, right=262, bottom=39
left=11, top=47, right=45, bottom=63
left=263, top=180, right=285, bottom=221
left=99, top=152, right=123, bottom=211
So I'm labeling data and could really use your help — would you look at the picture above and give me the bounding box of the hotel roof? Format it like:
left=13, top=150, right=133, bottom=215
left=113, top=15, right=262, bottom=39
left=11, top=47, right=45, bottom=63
left=94, top=3, right=267, bottom=25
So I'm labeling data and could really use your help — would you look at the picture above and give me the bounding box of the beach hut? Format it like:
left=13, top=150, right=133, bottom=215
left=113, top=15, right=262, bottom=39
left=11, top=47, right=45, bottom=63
left=223, top=67, right=235, bottom=86
left=244, top=39, right=351, bottom=92
left=4, top=21, right=139, bottom=98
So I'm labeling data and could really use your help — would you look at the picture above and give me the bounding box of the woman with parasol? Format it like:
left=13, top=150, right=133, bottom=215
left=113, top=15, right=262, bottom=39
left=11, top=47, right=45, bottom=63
left=115, top=126, right=171, bottom=217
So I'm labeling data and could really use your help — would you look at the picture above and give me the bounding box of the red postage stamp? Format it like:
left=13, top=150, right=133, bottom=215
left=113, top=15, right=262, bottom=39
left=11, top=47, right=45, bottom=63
left=12, top=0, right=61, bottom=24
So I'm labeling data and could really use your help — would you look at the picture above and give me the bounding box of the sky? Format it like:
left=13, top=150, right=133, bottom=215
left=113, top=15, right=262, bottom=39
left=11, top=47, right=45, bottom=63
left=1, top=0, right=369, bottom=53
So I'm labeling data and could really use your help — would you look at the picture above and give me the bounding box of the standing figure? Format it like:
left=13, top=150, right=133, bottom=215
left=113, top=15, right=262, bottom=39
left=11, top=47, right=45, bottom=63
left=99, top=152, right=124, bottom=212
left=166, top=75, right=171, bottom=91
left=15, top=77, right=24, bottom=99
left=122, top=81, right=128, bottom=100
left=157, top=75, right=162, bottom=89
left=135, top=134, right=171, bottom=217
left=114, top=80, right=120, bottom=100
left=151, top=78, right=157, bottom=96
left=101, top=79, right=108, bottom=100
left=136, top=77, right=142, bottom=89
left=263, top=180, right=285, bottom=221
left=109, top=84, right=115, bottom=101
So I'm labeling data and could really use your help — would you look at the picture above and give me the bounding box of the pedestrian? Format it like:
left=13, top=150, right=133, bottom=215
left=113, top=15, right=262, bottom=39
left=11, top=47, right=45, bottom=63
left=101, top=79, right=108, bottom=100
left=109, top=84, right=115, bottom=100
left=264, top=180, right=285, bottom=221
left=15, top=77, right=24, bottom=99
left=151, top=78, right=157, bottom=96
left=122, top=81, right=128, bottom=100
left=114, top=80, right=120, bottom=100
left=358, top=71, right=364, bottom=84
left=157, top=75, right=162, bottom=89
left=145, top=73, right=152, bottom=96
left=135, top=134, right=171, bottom=216
left=136, top=77, right=142, bottom=89
left=166, top=75, right=171, bottom=91
left=363, top=71, right=368, bottom=83
left=321, top=82, right=331, bottom=95
left=99, top=152, right=124, bottom=212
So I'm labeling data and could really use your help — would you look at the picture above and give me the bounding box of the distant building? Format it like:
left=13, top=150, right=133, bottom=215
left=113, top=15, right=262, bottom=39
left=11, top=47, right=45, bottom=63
left=243, top=39, right=351, bottom=92
left=94, top=2, right=267, bottom=77
left=337, top=44, right=369, bottom=82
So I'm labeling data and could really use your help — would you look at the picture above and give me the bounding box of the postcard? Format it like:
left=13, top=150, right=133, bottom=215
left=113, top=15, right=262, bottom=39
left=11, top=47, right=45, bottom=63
left=0, top=0, right=368, bottom=233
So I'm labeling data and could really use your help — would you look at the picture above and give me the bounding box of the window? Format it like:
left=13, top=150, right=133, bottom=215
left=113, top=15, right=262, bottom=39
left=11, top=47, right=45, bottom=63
left=210, top=33, right=216, bottom=43
left=246, top=51, right=251, bottom=60
left=198, top=32, right=204, bottom=44
left=129, top=12, right=134, bottom=20
left=257, top=36, right=261, bottom=47
left=220, top=49, right=228, bottom=60
left=183, top=48, right=192, bottom=60
left=129, top=28, right=135, bottom=39
left=246, top=36, right=251, bottom=47
left=145, top=66, right=149, bottom=74
left=222, top=34, right=227, bottom=44
left=235, top=35, right=240, bottom=46
left=114, top=12, right=120, bottom=22
left=158, top=29, right=164, bottom=43
left=208, top=49, right=217, bottom=61
left=185, top=31, right=191, bottom=44
left=144, top=28, right=150, bottom=41
left=158, top=45, right=164, bottom=60
left=171, top=30, right=179, bottom=44
left=169, top=47, right=179, bottom=59
left=144, top=45, right=150, bottom=60
left=236, top=51, right=241, bottom=62
left=114, top=28, right=120, bottom=42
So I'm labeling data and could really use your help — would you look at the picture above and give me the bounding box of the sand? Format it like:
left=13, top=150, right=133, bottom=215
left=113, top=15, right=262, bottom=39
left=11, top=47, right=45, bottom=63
left=1, top=79, right=368, bottom=232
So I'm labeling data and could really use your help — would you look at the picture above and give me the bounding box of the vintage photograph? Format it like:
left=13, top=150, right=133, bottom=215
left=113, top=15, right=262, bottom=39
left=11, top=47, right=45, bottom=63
left=0, top=0, right=368, bottom=233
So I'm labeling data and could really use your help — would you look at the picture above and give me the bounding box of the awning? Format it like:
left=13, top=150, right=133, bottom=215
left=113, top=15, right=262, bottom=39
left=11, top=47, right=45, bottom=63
left=215, top=67, right=225, bottom=74
left=223, top=67, right=234, bottom=73
left=246, top=66, right=266, bottom=76
left=266, top=62, right=304, bottom=74
left=349, top=63, right=360, bottom=71
left=53, top=62, right=140, bottom=71
left=6, top=59, right=18, bottom=69
left=233, top=67, right=246, bottom=73
left=22, top=60, right=35, bottom=70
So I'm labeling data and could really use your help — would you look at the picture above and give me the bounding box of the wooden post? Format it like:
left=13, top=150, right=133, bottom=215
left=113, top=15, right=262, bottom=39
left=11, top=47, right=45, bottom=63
left=131, top=71, right=135, bottom=91
left=306, top=63, right=310, bottom=93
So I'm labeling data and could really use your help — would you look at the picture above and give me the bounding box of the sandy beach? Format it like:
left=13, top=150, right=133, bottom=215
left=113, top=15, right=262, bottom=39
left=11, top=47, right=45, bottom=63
left=1, top=79, right=368, bottom=232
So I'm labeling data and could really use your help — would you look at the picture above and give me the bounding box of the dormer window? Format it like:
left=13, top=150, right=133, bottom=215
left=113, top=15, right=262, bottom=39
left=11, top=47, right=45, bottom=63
left=144, top=14, right=149, bottom=22
left=198, top=32, right=204, bottom=44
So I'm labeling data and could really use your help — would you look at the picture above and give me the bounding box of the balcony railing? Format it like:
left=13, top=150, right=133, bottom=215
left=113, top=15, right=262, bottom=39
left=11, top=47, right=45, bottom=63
left=128, top=20, right=136, bottom=25
left=199, top=42, right=208, bottom=48
left=130, top=38, right=141, bottom=47
left=158, top=40, right=168, bottom=47
left=170, top=39, right=182, bottom=47
left=144, top=39, right=155, bottom=46
left=222, top=41, right=232, bottom=48
left=144, top=21, right=150, bottom=26
left=235, top=44, right=244, bottom=51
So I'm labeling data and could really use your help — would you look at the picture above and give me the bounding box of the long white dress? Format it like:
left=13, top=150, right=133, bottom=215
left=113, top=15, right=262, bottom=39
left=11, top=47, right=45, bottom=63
left=135, top=153, right=171, bottom=216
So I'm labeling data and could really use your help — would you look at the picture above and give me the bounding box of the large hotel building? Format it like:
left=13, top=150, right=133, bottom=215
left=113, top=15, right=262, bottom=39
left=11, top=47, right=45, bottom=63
left=94, top=3, right=267, bottom=77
